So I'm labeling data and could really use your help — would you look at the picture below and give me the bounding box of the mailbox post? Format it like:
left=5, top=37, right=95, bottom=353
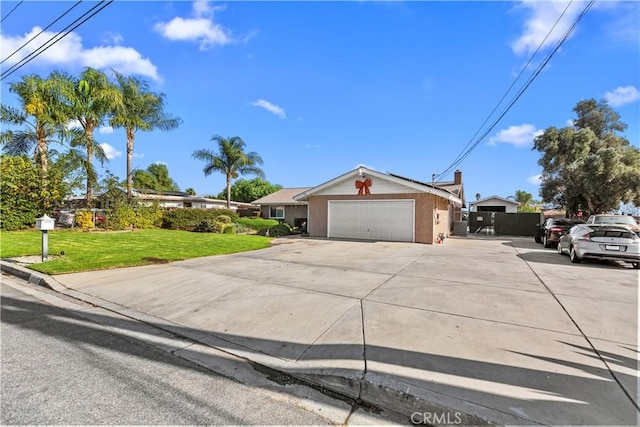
left=35, top=214, right=55, bottom=261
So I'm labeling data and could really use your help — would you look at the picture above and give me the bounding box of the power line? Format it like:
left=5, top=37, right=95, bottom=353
left=1, top=0, right=23, bottom=24
left=1, top=1, right=84, bottom=65
left=435, top=0, right=595, bottom=181
left=0, top=0, right=113, bottom=81
left=436, top=1, right=575, bottom=181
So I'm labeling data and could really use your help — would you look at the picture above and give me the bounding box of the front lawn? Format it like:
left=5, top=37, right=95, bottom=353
left=0, top=229, right=272, bottom=275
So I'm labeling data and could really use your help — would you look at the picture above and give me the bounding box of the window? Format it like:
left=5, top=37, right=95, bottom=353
left=269, top=206, right=285, bottom=219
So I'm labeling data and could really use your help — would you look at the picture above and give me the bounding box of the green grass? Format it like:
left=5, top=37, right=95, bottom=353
left=235, top=217, right=279, bottom=230
left=0, top=229, right=272, bottom=275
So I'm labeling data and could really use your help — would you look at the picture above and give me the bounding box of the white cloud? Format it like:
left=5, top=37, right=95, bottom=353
left=0, top=27, right=160, bottom=81
left=511, top=1, right=584, bottom=56
left=250, top=99, right=286, bottom=119
left=604, top=86, right=639, bottom=107
left=154, top=1, right=231, bottom=50
left=101, top=32, right=123, bottom=45
left=99, top=126, right=114, bottom=134
left=100, top=143, right=122, bottom=160
left=527, top=174, right=542, bottom=185
left=566, top=119, right=575, bottom=127
left=488, top=124, right=543, bottom=147
left=133, top=153, right=145, bottom=158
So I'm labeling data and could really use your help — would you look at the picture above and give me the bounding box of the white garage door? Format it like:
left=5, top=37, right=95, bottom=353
left=328, top=200, right=414, bottom=242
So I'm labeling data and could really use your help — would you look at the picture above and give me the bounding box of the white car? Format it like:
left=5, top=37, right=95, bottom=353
left=585, top=214, right=640, bottom=235
left=557, top=224, right=640, bottom=269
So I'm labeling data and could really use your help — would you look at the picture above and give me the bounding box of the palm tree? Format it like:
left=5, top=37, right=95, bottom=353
left=515, top=190, right=533, bottom=211
left=0, top=74, right=65, bottom=210
left=192, top=135, right=265, bottom=208
left=53, top=68, right=122, bottom=207
left=110, top=71, right=182, bottom=200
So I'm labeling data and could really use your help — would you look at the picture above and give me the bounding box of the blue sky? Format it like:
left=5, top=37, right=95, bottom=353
left=1, top=1, right=639, bottom=203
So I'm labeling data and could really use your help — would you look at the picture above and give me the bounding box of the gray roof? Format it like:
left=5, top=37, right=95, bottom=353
left=252, top=188, right=311, bottom=205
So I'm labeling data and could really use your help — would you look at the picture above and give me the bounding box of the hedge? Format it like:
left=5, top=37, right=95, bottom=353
left=162, top=208, right=238, bottom=231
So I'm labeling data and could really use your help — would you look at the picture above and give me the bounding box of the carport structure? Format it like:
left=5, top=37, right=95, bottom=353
left=293, top=166, right=463, bottom=244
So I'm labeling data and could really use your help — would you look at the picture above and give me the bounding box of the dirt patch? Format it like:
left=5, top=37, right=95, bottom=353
left=142, top=257, right=171, bottom=264
left=2, top=255, right=62, bottom=265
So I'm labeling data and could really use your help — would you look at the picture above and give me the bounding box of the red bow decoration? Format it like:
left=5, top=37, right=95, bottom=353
left=355, top=178, right=372, bottom=196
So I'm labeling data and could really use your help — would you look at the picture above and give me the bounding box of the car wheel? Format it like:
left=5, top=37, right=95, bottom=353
left=557, top=242, right=563, bottom=255
left=543, top=234, right=550, bottom=248
left=632, top=262, right=640, bottom=270
left=570, top=246, right=581, bottom=264
left=534, top=234, right=542, bottom=244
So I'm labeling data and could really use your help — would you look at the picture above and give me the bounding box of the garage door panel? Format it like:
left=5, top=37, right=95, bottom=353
left=328, top=200, right=414, bottom=242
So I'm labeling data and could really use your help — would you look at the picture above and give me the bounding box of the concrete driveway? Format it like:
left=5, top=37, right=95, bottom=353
left=52, top=236, right=638, bottom=425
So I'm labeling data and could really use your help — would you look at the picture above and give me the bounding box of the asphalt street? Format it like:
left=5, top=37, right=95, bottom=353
left=1, top=278, right=392, bottom=426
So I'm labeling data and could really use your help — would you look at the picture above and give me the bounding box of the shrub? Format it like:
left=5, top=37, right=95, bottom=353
left=193, top=220, right=225, bottom=233
left=75, top=210, right=95, bottom=230
left=162, top=208, right=238, bottom=231
left=223, top=224, right=236, bottom=234
left=235, top=217, right=279, bottom=233
left=216, top=214, right=233, bottom=224
left=266, top=222, right=291, bottom=237
left=104, top=204, right=163, bottom=231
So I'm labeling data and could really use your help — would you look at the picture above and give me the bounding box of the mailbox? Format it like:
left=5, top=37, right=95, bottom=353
left=35, top=214, right=55, bottom=231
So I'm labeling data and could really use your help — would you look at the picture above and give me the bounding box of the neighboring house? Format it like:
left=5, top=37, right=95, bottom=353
left=469, top=196, right=520, bottom=213
left=132, top=189, right=254, bottom=211
left=542, top=208, right=567, bottom=219
left=293, top=166, right=463, bottom=244
left=434, top=170, right=465, bottom=220
left=252, top=188, right=311, bottom=227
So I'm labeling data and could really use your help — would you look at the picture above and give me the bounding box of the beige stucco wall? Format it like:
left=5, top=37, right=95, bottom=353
left=260, top=204, right=308, bottom=227
left=308, top=193, right=450, bottom=244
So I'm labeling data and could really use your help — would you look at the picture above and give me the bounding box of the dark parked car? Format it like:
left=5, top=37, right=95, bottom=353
left=535, top=218, right=585, bottom=247
left=557, top=224, right=640, bottom=269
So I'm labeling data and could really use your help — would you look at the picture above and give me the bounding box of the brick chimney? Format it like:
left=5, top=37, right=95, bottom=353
left=454, top=170, right=462, bottom=185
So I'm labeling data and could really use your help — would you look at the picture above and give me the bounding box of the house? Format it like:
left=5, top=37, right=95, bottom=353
left=293, top=166, right=463, bottom=244
left=469, top=195, right=520, bottom=213
left=252, top=188, right=311, bottom=227
left=132, top=189, right=254, bottom=211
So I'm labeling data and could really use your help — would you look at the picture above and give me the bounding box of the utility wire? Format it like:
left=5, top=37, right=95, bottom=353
left=1, top=0, right=23, bottom=24
left=435, top=0, right=595, bottom=181
left=1, top=0, right=113, bottom=81
left=436, top=1, right=575, bottom=181
left=1, top=1, right=84, bottom=65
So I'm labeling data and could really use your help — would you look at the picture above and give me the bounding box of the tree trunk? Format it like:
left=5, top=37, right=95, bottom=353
left=226, top=175, right=231, bottom=209
left=36, top=123, right=49, bottom=211
left=85, top=124, right=94, bottom=208
left=126, top=127, right=134, bottom=201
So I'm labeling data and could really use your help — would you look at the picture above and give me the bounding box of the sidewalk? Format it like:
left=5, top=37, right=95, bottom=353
left=2, top=237, right=638, bottom=425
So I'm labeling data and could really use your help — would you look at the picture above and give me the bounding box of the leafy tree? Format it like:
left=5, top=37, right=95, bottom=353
left=0, top=155, right=68, bottom=230
left=98, top=170, right=127, bottom=208
left=192, top=135, right=265, bottom=208
left=132, top=163, right=179, bottom=192
left=533, top=99, right=640, bottom=216
left=217, top=178, right=282, bottom=203
left=0, top=74, right=66, bottom=210
left=475, top=193, right=481, bottom=201
left=110, top=71, right=181, bottom=201
left=185, top=187, right=196, bottom=196
left=53, top=68, right=122, bottom=207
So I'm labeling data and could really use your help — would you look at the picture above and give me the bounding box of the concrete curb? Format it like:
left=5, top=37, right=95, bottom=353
left=1, top=261, right=519, bottom=425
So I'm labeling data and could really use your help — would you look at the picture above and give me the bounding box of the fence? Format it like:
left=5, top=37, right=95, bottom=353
left=468, top=212, right=543, bottom=236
